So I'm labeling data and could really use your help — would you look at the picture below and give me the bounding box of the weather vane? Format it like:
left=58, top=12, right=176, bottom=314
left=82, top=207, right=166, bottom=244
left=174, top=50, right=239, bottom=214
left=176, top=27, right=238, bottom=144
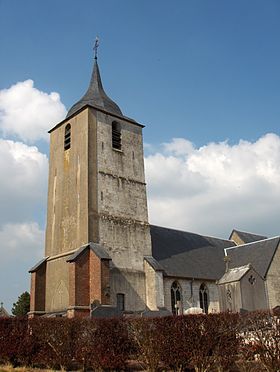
left=93, top=36, right=99, bottom=60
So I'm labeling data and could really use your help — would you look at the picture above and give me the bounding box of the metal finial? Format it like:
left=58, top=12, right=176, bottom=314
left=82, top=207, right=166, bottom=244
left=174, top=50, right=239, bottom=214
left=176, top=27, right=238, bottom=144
left=93, top=36, right=99, bottom=60
left=0, top=302, right=3, bottom=308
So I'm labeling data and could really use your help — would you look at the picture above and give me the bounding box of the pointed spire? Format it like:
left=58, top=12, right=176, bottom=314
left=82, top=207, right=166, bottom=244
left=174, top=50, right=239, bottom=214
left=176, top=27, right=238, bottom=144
left=66, top=41, right=123, bottom=118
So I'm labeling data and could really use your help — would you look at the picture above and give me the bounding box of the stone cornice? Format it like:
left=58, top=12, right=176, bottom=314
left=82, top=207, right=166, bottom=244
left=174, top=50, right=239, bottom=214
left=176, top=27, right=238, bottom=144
left=98, top=170, right=146, bottom=186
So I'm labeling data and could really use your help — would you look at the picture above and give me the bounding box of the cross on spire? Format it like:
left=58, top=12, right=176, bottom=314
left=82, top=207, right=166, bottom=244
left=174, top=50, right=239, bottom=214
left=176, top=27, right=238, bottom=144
left=93, top=36, right=99, bottom=60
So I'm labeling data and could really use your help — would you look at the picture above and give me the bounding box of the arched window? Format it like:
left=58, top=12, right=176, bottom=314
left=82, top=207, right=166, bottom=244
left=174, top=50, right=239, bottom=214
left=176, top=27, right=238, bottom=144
left=171, top=281, right=182, bottom=315
left=64, top=123, right=71, bottom=150
left=199, top=283, right=209, bottom=314
left=112, top=121, right=121, bottom=150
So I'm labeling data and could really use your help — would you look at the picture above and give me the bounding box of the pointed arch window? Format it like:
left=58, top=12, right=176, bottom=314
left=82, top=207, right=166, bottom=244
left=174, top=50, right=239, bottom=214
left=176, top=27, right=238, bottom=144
left=171, top=281, right=182, bottom=315
left=112, top=121, right=121, bottom=150
left=199, top=283, right=209, bottom=314
left=64, top=123, right=71, bottom=150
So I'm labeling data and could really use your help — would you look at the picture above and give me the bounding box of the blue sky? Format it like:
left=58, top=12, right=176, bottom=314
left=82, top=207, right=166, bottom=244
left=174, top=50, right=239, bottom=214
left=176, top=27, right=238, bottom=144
left=1, top=0, right=280, bottom=146
left=1, top=0, right=280, bottom=311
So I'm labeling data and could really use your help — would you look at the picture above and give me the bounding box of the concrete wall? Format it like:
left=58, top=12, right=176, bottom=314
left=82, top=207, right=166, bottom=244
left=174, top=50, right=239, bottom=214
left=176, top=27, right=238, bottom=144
left=218, top=282, right=242, bottom=312
left=144, top=261, right=164, bottom=310
left=110, top=268, right=147, bottom=311
left=266, top=243, right=280, bottom=308
left=164, top=277, right=220, bottom=313
left=219, top=268, right=267, bottom=312
left=45, top=254, right=71, bottom=312
left=241, top=270, right=267, bottom=311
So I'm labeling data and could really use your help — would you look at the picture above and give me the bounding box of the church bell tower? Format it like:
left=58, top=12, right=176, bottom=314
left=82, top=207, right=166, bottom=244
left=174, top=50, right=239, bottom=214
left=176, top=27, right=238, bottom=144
left=29, top=47, right=152, bottom=317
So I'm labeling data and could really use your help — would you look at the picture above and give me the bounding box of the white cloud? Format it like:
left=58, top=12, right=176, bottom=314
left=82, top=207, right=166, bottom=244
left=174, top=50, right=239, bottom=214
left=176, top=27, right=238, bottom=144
left=0, top=222, right=44, bottom=311
left=0, top=139, right=48, bottom=225
left=0, top=222, right=44, bottom=262
left=0, top=139, right=47, bottom=310
left=145, top=133, right=280, bottom=238
left=163, top=137, right=194, bottom=156
left=0, top=80, right=66, bottom=143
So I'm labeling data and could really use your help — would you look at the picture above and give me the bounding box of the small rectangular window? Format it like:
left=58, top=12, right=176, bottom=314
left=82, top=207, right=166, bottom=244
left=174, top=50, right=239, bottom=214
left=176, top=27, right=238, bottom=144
left=112, top=121, right=121, bottom=150
left=116, top=293, right=125, bottom=311
left=64, top=124, right=71, bottom=150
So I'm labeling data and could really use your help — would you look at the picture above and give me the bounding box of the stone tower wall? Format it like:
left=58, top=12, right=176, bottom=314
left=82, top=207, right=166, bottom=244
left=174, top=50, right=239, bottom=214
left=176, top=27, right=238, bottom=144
left=95, top=111, right=152, bottom=269
left=43, top=107, right=152, bottom=313
left=45, top=110, right=90, bottom=257
left=93, top=110, right=152, bottom=311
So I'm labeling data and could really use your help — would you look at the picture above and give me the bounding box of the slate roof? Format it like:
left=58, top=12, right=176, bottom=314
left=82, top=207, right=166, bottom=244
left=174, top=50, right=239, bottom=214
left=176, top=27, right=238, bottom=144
left=67, top=59, right=123, bottom=118
left=225, top=236, right=280, bottom=278
left=29, top=257, right=48, bottom=273
left=150, top=225, right=236, bottom=280
left=218, top=264, right=252, bottom=284
left=144, top=256, right=165, bottom=271
left=230, top=229, right=267, bottom=244
left=67, top=242, right=111, bottom=263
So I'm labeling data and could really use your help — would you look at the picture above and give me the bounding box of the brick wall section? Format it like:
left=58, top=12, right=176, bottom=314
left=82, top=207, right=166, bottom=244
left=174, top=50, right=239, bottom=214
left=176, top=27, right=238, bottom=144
left=101, top=259, right=110, bottom=305
left=89, top=249, right=102, bottom=304
left=68, top=250, right=90, bottom=307
left=30, top=263, right=46, bottom=312
left=68, top=262, right=75, bottom=307
left=30, top=273, right=36, bottom=312
left=68, top=248, right=111, bottom=310
left=75, top=250, right=90, bottom=306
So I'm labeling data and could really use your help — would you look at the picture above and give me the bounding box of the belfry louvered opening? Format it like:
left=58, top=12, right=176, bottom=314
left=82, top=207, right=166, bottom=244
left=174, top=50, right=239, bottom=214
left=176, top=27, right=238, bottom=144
left=64, top=123, right=71, bottom=150
left=112, top=121, right=121, bottom=150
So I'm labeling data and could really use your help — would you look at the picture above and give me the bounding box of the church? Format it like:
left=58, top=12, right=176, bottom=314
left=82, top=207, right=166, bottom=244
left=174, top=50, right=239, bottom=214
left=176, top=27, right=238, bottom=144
left=28, top=49, right=280, bottom=318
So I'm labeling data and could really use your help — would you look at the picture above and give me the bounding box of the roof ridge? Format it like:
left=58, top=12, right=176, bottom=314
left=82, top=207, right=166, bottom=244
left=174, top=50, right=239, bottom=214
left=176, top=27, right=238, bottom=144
left=232, top=228, right=267, bottom=238
left=226, top=235, right=280, bottom=251
left=151, top=224, right=233, bottom=243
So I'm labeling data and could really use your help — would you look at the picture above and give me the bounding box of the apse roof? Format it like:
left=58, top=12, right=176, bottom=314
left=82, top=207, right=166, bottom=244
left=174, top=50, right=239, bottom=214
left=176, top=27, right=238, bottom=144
left=150, top=225, right=235, bottom=280
left=218, top=264, right=252, bottom=284
left=66, top=59, right=123, bottom=119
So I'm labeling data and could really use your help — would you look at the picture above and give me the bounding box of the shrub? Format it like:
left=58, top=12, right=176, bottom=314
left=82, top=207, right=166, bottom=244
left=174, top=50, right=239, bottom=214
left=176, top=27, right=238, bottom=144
left=239, top=311, right=280, bottom=372
left=129, top=317, right=166, bottom=371
left=0, top=311, right=276, bottom=371
left=207, top=312, right=240, bottom=372
left=0, top=318, right=34, bottom=367
left=29, top=318, right=77, bottom=370
left=74, top=317, right=132, bottom=371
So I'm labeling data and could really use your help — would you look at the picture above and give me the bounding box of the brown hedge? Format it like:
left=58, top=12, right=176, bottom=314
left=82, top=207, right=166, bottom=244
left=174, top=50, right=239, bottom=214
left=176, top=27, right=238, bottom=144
left=0, top=312, right=278, bottom=371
